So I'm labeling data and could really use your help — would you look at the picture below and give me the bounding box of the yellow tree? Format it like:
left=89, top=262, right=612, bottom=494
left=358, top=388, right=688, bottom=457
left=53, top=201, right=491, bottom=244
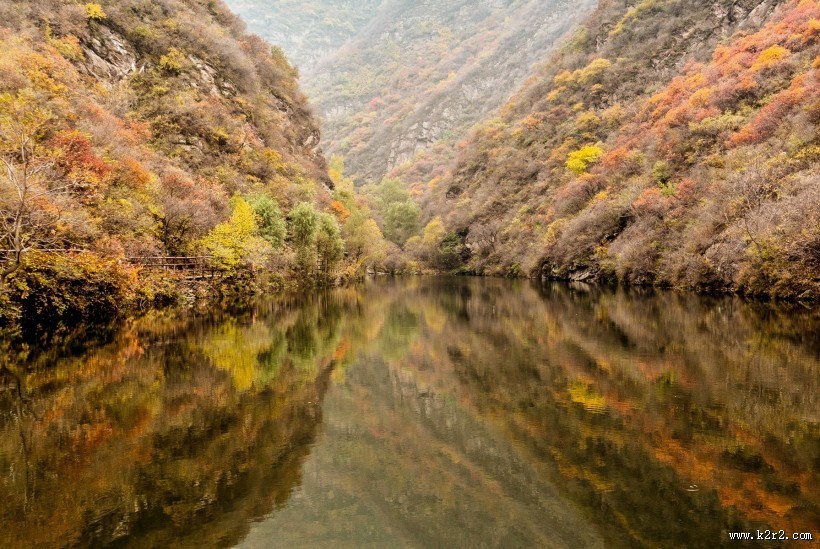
left=200, top=196, right=267, bottom=273
left=0, top=90, right=58, bottom=290
left=420, top=217, right=446, bottom=264
left=344, top=213, right=386, bottom=271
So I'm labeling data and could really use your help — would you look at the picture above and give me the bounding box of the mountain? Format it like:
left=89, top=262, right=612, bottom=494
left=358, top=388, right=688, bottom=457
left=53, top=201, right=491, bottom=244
left=228, top=0, right=598, bottom=186
left=0, top=0, right=387, bottom=329
left=225, top=0, right=385, bottom=72
left=400, top=0, right=819, bottom=299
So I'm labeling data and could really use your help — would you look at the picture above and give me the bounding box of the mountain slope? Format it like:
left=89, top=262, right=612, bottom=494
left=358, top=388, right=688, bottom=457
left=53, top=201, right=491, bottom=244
left=226, top=0, right=385, bottom=72
left=409, top=0, right=819, bottom=299
left=0, top=0, right=387, bottom=329
left=229, top=0, right=598, bottom=186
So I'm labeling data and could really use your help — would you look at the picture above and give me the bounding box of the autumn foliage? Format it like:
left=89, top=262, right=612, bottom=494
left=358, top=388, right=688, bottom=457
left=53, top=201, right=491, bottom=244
left=406, top=0, right=820, bottom=299
left=0, top=0, right=388, bottom=330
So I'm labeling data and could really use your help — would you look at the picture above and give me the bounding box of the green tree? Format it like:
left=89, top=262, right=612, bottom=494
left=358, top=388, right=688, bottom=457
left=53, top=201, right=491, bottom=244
left=250, top=195, right=286, bottom=249
left=316, top=213, right=344, bottom=278
left=290, top=202, right=318, bottom=275
left=652, top=160, right=672, bottom=184
left=652, top=160, right=676, bottom=196
left=438, top=232, right=467, bottom=271
left=365, top=177, right=421, bottom=246
left=375, top=177, right=411, bottom=207
left=384, top=200, right=420, bottom=246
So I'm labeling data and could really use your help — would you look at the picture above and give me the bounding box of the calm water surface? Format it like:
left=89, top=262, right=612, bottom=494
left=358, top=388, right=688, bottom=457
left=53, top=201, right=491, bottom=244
left=0, top=278, right=818, bottom=548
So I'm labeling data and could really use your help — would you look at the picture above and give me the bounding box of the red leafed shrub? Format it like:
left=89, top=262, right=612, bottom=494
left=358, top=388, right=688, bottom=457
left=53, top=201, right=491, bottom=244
left=631, top=0, right=820, bottom=153
left=115, top=157, right=152, bottom=190
left=601, top=146, right=629, bottom=168
left=675, top=178, right=698, bottom=201
left=50, top=129, right=111, bottom=196
left=728, top=72, right=818, bottom=147
left=631, top=187, right=670, bottom=218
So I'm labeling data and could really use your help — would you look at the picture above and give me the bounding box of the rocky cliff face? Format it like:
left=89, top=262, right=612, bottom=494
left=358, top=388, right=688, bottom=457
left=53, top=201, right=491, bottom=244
left=74, top=21, right=325, bottom=172
left=77, top=25, right=139, bottom=80
left=229, top=0, right=597, bottom=186
left=0, top=0, right=330, bottom=262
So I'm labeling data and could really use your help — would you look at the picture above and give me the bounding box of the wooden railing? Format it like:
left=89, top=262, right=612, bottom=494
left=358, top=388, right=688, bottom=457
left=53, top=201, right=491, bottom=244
left=125, top=256, right=220, bottom=280
left=0, top=248, right=89, bottom=257
left=0, top=250, right=220, bottom=280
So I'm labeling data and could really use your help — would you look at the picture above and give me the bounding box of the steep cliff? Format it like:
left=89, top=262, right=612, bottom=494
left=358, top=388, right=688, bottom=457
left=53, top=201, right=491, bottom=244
left=407, top=0, right=818, bottom=299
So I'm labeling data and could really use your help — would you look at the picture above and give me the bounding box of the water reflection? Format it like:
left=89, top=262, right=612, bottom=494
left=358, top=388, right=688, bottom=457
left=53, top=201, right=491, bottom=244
left=0, top=292, right=359, bottom=547
left=0, top=279, right=817, bottom=547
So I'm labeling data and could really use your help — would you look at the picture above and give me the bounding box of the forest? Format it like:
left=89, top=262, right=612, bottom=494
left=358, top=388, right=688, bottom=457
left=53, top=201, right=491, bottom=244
left=233, top=0, right=818, bottom=300
left=1, top=0, right=818, bottom=336
left=388, top=0, right=819, bottom=299
left=0, top=0, right=390, bottom=334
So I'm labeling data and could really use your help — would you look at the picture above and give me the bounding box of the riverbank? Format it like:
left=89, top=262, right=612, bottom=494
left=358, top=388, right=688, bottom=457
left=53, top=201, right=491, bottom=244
left=0, top=250, right=354, bottom=340
left=2, top=247, right=816, bottom=342
left=390, top=262, right=820, bottom=304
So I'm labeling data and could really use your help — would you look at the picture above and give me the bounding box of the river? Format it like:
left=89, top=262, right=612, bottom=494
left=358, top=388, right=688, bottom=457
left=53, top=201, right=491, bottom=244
left=0, top=278, right=817, bottom=547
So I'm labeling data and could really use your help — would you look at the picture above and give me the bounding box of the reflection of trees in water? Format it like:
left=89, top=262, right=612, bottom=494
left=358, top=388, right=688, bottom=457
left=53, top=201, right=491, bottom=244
left=253, top=278, right=818, bottom=547
left=0, top=290, right=368, bottom=548
left=284, top=278, right=816, bottom=546
left=390, top=278, right=819, bottom=544
left=76, top=362, right=335, bottom=548
left=1, top=279, right=818, bottom=547
left=258, top=354, right=603, bottom=548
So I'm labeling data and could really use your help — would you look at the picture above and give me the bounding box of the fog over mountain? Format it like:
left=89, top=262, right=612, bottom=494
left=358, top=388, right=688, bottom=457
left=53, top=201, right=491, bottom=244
left=227, top=0, right=596, bottom=185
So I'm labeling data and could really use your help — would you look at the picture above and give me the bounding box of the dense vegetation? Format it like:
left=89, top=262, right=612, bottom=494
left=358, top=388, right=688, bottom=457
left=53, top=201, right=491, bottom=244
left=0, top=0, right=389, bottom=331
left=391, top=0, right=819, bottom=299
left=1, top=0, right=817, bottom=335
